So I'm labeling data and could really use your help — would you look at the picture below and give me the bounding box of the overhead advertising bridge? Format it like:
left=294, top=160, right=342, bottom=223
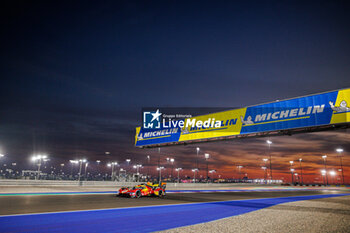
left=135, top=88, right=350, bottom=148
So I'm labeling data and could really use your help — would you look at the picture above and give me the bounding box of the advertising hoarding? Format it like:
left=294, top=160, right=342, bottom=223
left=136, top=88, right=350, bottom=147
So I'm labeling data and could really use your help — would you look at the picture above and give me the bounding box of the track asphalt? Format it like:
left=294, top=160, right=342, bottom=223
left=1, top=193, right=349, bottom=233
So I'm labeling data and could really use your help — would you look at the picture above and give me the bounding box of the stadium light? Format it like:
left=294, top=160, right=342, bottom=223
left=84, top=162, right=89, bottom=180
left=69, top=160, right=78, bottom=177
left=289, top=160, right=294, bottom=183
left=262, top=158, right=268, bottom=184
left=329, top=170, right=336, bottom=185
left=133, top=164, right=142, bottom=172
left=321, top=169, right=327, bottom=184
left=209, top=169, right=216, bottom=182
left=290, top=168, right=295, bottom=183
left=192, top=168, right=199, bottom=183
left=77, top=159, right=87, bottom=182
left=169, top=158, right=175, bottom=179
left=237, top=165, right=243, bottom=182
left=146, top=155, right=151, bottom=179
left=31, top=154, right=48, bottom=180
left=266, top=140, right=273, bottom=182
left=261, top=166, right=267, bottom=182
left=322, top=155, right=328, bottom=185
left=336, top=148, right=345, bottom=185
left=204, top=153, right=210, bottom=182
left=132, top=164, right=142, bottom=182
left=107, top=162, right=118, bottom=181
left=336, top=148, right=343, bottom=153
left=125, top=159, right=131, bottom=176
left=157, top=166, right=165, bottom=182
left=299, top=157, right=303, bottom=185
left=196, top=147, right=200, bottom=177
left=175, top=168, right=182, bottom=183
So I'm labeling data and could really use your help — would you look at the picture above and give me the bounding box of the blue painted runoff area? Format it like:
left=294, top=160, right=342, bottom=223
left=0, top=193, right=348, bottom=233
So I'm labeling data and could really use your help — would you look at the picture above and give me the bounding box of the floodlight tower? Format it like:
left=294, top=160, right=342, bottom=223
left=205, top=153, right=210, bottom=182
left=322, top=155, right=328, bottom=185
left=336, top=149, right=344, bottom=185
left=299, top=158, right=303, bottom=185
left=31, top=155, right=48, bottom=180
left=175, top=168, right=182, bottom=183
left=266, top=140, right=273, bottom=182
left=78, top=159, right=87, bottom=182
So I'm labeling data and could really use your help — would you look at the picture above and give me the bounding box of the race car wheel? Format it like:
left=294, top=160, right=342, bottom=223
left=158, top=190, right=164, bottom=198
left=136, top=190, right=141, bottom=198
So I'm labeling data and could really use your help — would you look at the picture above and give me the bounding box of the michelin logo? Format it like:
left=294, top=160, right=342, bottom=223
left=140, top=128, right=179, bottom=139
left=181, top=127, right=189, bottom=134
left=240, top=105, right=325, bottom=126
left=143, top=109, right=162, bottom=129
left=329, top=100, right=350, bottom=113
left=240, top=116, right=254, bottom=125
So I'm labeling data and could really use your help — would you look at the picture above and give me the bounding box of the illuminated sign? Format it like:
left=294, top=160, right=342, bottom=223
left=136, top=88, right=350, bottom=147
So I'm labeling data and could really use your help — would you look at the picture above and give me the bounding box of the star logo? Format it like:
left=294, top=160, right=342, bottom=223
left=151, top=109, right=162, bottom=122
left=143, top=109, right=162, bottom=129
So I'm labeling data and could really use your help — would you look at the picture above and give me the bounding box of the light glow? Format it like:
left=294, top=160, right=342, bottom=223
left=336, top=148, right=343, bottom=153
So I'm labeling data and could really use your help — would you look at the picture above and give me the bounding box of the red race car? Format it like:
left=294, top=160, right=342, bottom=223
left=118, top=182, right=166, bottom=198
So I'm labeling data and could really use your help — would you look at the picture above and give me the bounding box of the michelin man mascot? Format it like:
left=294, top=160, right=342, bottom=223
left=240, top=115, right=254, bottom=125
left=329, top=100, right=350, bottom=113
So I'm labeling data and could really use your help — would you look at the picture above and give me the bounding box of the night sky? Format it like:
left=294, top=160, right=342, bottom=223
left=1, top=1, right=350, bottom=182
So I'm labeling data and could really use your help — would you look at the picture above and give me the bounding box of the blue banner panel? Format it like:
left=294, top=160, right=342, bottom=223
left=240, top=91, right=338, bottom=134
